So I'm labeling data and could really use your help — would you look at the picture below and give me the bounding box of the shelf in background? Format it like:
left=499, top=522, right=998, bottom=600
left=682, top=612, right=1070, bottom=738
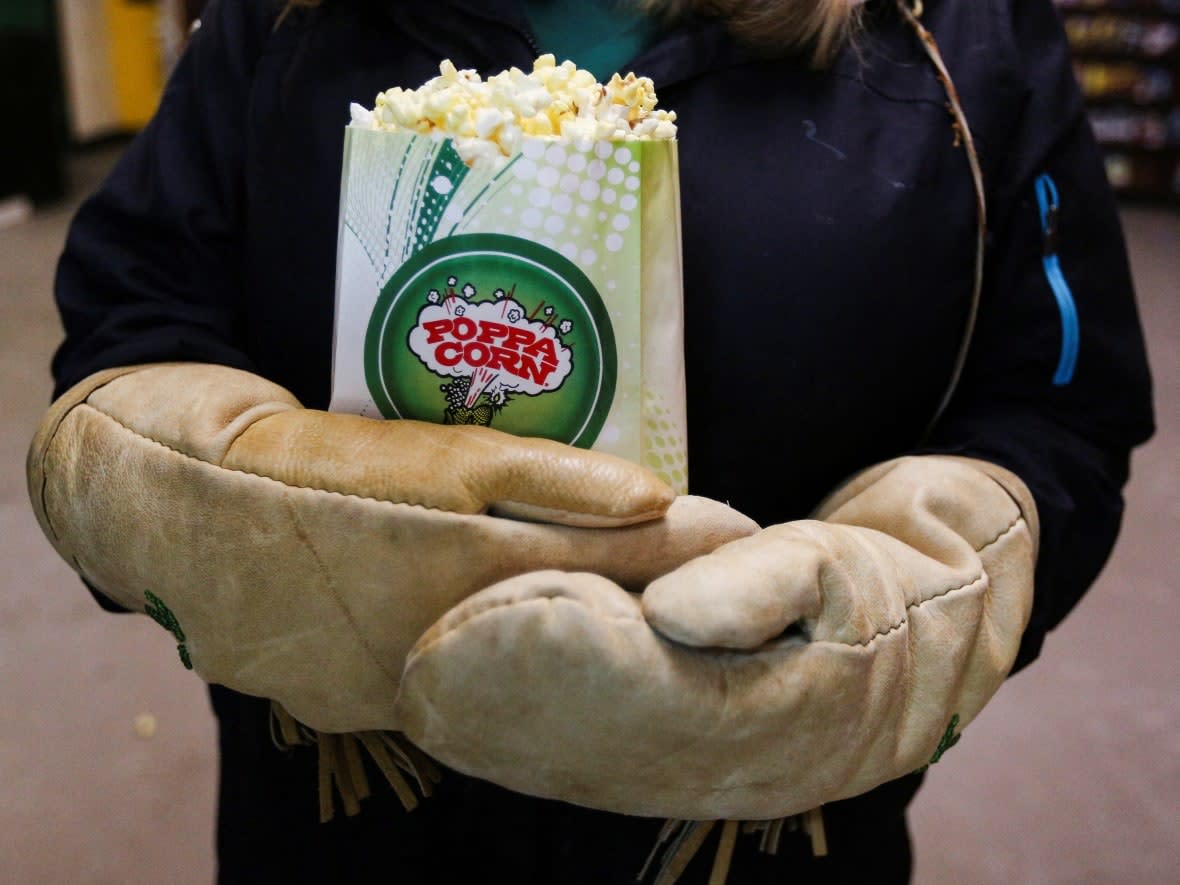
left=1055, top=0, right=1180, bottom=203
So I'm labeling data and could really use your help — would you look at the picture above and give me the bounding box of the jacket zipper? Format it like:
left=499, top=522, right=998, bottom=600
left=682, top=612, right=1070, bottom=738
left=520, top=21, right=542, bottom=58
left=1034, top=172, right=1079, bottom=386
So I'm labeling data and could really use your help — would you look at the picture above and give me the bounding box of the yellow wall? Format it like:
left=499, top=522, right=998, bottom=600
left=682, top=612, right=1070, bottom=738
left=56, top=0, right=174, bottom=138
left=104, top=0, right=166, bottom=130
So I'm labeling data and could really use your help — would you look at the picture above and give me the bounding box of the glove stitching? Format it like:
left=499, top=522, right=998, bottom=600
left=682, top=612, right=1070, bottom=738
left=814, top=514, right=1024, bottom=651
left=34, top=376, right=135, bottom=544
left=974, top=511, right=1025, bottom=557
left=821, top=572, right=988, bottom=651
left=410, top=515, right=1027, bottom=661
left=35, top=457, right=59, bottom=543
left=684, top=511, right=1023, bottom=799
left=280, top=495, right=403, bottom=692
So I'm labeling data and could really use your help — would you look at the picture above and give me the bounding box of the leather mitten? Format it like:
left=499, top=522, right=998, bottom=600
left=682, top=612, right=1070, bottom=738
left=394, top=455, right=1038, bottom=820
left=27, top=363, right=759, bottom=734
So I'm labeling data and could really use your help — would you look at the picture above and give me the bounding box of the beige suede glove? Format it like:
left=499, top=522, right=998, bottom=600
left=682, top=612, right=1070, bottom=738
left=27, top=363, right=758, bottom=734
left=393, top=455, right=1038, bottom=821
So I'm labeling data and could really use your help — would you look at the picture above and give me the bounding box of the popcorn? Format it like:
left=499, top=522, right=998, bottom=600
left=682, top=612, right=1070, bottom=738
left=350, top=54, right=678, bottom=169
left=332, top=55, right=688, bottom=490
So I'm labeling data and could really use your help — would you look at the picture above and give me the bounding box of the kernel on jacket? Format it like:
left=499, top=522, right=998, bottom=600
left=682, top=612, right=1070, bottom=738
left=53, top=0, right=1153, bottom=670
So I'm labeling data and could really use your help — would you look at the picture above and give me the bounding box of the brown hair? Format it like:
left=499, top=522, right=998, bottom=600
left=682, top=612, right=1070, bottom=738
left=278, top=0, right=864, bottom=67
left=636, top=0, right=864, bottom=67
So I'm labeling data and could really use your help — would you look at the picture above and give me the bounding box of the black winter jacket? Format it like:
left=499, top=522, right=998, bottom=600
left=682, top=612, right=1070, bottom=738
left=51, top=1, right=1154, bottom=881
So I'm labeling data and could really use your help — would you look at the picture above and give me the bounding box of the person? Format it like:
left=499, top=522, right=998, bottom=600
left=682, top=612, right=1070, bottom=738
left=28, top=0, right=1154, bottom=883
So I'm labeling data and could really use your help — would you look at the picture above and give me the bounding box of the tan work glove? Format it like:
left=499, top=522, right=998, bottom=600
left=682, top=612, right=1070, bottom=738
left=27, top=363, right=758, bottom=734
left=393, top=455, right=1038, bottom=821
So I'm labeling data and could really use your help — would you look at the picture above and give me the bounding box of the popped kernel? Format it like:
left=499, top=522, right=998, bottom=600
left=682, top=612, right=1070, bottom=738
left=350, top=54, right=677, bottom=169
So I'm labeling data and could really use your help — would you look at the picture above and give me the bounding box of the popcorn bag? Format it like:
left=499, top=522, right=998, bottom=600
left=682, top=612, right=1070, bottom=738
left=329, top=58, right=688, bottom=491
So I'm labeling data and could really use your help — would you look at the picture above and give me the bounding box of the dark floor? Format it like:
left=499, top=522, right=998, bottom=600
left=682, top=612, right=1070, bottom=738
left=1, top=146, right=1176, bottom=884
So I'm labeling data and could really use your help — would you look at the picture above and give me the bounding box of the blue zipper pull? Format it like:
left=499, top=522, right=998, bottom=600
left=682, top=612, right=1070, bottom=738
left=1034, top=173, right=1079, bottom=386
left=1036, top=173, right=1059, bottom=255
left=1042, top=198, right=1059, bottom=257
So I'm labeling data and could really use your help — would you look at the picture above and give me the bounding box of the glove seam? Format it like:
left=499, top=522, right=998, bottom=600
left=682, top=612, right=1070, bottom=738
left=815, top=513, right=1024, bottom=651
left=410, top=514, right=1024, bottom=658
left=34, top=370, right=143, bottom=544
left=967, top=461, right=1042, bottom=557
left=278, top=494, right=403, bottom=693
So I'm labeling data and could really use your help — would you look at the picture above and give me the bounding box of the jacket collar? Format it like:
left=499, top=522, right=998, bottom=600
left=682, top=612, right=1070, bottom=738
left=374, top=0, right=535, bottom=72
left=374, top=0, right=749, bottom=88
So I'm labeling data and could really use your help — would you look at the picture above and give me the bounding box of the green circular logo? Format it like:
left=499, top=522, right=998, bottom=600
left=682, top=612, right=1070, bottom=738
left=365, top=233, right=617, bottom=448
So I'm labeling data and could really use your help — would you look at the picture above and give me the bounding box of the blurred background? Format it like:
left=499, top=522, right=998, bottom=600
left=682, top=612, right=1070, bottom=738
left=1, top=1, right=1177, bottom=882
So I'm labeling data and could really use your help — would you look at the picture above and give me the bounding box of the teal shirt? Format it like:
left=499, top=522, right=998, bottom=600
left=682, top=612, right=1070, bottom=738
left=521, top=0, right=659, bottom=80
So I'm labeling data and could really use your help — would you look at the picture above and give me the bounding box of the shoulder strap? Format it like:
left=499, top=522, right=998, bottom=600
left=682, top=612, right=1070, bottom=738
left=274, top=0, right=319, bottom=32
left=896, top=0, right=987, bottom=443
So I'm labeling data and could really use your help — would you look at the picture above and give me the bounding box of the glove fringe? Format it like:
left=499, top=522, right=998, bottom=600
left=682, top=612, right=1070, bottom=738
left=638, top=808, right=827, bottom=884
left=269, top=702, right=443, bottom=822
left=268, top=704, right=830, bottom=878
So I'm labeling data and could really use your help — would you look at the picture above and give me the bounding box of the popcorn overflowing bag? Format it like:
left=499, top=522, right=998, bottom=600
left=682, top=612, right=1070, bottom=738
left=330, top=56, right=687, bottom=490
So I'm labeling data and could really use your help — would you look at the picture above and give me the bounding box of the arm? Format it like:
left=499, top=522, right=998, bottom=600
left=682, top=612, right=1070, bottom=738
left=51, top=0, right=278, bottom=395
left=917, top=0, right=1154, bottom=669
left=47, top=0, right=279, bottom=612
